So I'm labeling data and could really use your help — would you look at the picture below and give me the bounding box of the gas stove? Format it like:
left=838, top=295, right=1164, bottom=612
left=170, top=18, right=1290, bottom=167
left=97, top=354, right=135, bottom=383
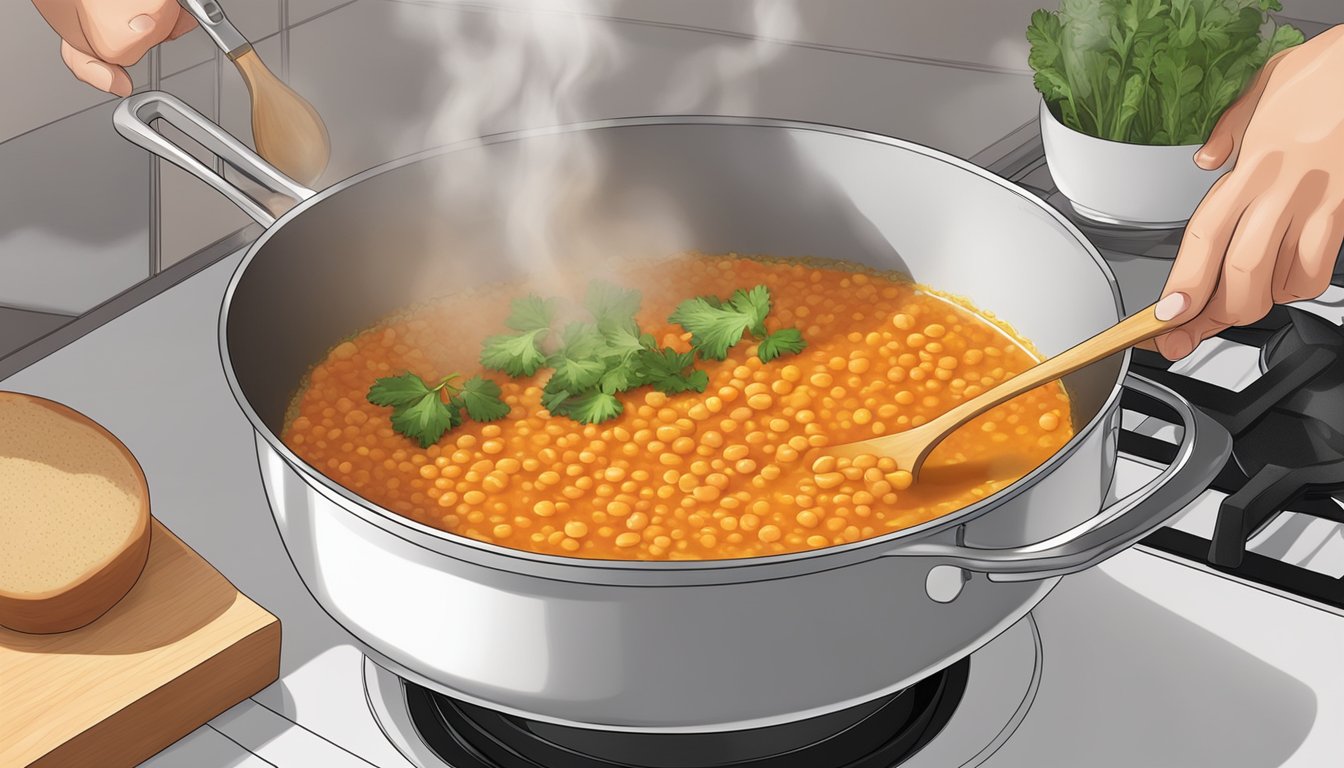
left=5, top=125, right=1344, bottom=768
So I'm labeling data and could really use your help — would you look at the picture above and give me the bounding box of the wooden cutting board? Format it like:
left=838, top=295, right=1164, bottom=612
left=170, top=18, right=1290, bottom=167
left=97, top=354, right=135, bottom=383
left=0, top=520, right=280, bottom=768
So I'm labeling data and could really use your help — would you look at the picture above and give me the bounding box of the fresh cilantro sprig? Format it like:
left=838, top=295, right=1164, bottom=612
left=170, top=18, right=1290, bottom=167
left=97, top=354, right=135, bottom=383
left=367, top=372, right=509, bottom=448
left=757, top=328, right=808, bottom=362
left=471, top=278, right=802, bottom=426
left=631, top=347, right=710, bottom=394
left=668, top=285, right=805, bottom=362
left=480, top=295, right=556, bottom=377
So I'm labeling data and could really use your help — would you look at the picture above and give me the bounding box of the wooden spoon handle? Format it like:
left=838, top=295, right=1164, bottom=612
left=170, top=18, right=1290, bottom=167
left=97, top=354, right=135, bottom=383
left=925, top=301, right=1178, bottom=438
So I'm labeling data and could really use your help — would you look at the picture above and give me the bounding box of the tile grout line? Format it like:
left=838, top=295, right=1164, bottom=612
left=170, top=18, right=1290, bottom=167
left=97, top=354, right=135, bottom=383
left=281, top=0, right=291, bottom=81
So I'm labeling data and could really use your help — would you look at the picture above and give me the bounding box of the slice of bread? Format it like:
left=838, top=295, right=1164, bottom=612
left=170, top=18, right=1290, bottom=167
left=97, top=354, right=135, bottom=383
left=0, top=392, right=151, bottom=634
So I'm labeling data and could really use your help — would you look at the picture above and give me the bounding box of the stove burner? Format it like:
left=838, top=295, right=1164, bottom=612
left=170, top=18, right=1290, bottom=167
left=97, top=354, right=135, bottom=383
left=403, top=660, right=968, bottom=768
left=1130, top=307, right=1344, bottom=571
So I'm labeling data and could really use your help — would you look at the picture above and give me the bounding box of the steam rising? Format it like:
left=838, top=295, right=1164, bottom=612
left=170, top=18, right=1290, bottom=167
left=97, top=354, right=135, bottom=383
left=392, top=0, right=799, bottom=296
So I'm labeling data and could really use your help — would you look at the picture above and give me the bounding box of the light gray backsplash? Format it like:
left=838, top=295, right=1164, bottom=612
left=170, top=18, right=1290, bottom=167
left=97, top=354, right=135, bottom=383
left=160, top=0, right=283, bottom=78
left=0, top=99, right=150, bottom=314
left=296, top=0, right=1037, bottom=182
left=2, top=0, right=1128, bottom=317
left=159, top=61, right=254, bottom=269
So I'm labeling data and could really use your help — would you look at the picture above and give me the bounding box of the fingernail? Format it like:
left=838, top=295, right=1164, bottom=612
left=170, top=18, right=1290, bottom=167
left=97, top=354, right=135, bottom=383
left=1154, top=292, right=1189, bottom=321
left=129, top=14, right=155, bottom=33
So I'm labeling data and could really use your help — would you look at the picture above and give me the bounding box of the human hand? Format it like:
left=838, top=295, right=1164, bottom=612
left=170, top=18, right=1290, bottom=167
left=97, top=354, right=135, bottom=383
left=32, top=0, right=197, bottom=97
left=1154, top=24, right=1344, bottom=361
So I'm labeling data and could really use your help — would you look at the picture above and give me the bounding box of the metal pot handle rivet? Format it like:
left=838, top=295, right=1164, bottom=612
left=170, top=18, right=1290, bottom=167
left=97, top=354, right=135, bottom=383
left=925, top=565, right=967, bottom=603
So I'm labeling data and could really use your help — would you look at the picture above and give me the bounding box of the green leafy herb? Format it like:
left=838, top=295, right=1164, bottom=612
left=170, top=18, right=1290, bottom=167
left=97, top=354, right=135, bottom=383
left=472, top=277, right=806, bottom=427
left=728, top=285, right=771, bottom=337
left=549, top=390, right=624, bottom=424
left=390, top=393, right=461, bottom=448
left=505, top=294, right=557, bottom=332
left=366, top=372, right=508, bottom=447
left=1026, top=0, right=1303, bottom=145
left=367, top=372, right=442, bottom=407
left=459, top=376, right=510, bottom=422
left=584, top=279, right=642, bottom=330
left=668, top=284, right=801, bottom=363
left=631, top=347, right=710, bottom=394
left=668, top=296, right=755, bottom=360
left=481, top=328, right=549, bottom=377
left=757, top=328, right=808, bottom=362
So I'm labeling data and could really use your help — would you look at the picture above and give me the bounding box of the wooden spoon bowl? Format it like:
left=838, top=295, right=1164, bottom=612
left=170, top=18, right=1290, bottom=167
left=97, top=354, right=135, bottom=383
left=233, top=48, right=330, bottom=185
left=824, top=300, right=1180, bottom=479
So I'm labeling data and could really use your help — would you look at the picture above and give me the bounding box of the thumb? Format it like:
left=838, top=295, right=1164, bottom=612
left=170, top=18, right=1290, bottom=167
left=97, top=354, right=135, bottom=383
left=80, top=0, right=181, bottom=67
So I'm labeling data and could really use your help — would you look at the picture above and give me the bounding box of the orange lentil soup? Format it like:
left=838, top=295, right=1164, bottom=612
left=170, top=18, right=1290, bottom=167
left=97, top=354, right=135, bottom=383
left=283, top=254, right=1073, bottom=560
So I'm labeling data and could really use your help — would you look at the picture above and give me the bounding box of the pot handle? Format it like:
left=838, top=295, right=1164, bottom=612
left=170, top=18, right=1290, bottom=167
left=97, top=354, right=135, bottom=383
left=112, top=91, right=315, bottom=227
left=891, top=374, right=1231, bottom=582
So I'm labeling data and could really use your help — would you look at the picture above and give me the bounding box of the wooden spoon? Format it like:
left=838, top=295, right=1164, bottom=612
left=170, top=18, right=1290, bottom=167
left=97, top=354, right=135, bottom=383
left=231, top=48, right=330, bottom=185
left=177, top=0, right=330, bottom=184
left=822, top=300, right=1181, bottom=479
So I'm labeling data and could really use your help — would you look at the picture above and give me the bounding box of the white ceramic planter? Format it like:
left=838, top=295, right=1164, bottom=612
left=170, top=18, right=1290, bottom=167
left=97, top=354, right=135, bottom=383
left=1038, top=99, right=1229, bottom=230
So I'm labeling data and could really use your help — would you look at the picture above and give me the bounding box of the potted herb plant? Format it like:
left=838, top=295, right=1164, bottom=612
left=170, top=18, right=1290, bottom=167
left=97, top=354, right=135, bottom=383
left=1027, top=0, right=1304, bottom=228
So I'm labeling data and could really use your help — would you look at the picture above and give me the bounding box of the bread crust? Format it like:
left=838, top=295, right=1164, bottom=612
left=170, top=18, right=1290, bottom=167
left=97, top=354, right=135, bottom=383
left=0, top=393, right=152, bottom=634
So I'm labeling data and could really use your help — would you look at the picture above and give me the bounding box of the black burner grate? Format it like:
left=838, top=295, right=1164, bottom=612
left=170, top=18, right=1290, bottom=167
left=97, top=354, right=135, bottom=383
left=1126, top=307, right=1344, bottom=607
left=403, top=660, right=968, bottom=768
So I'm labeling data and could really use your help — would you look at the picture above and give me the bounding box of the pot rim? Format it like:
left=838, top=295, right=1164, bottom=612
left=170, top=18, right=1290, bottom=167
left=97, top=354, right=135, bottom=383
left=219, top=114, right=1128, bottom=574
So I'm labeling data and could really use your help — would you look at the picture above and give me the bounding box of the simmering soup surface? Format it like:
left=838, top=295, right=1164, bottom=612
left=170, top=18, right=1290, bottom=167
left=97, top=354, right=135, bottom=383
left=283, top=254, right=1073, bottom=560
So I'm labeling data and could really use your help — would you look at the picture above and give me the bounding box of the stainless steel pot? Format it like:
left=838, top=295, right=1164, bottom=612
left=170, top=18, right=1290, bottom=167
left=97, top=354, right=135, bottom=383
left=115, top=92, right=1231, bottom=733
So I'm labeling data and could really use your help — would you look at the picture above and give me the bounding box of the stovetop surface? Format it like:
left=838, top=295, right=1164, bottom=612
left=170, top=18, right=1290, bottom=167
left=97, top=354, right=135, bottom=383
left=5, top=136, right=1344, bottom=767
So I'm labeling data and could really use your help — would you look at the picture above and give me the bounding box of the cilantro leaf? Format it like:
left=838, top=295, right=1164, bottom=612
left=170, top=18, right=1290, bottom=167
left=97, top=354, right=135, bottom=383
left=460, top=376, right=510, bottom=422
left=728, top=285, right=771, bottom=336
left=550, top=390, right=623, bottom=424
left=598, top=321, right=646, bottom=359
left=668, top=296, right=754, bottom=360
left=557, top=322, right=606, bottom=361
left=598, top=366, right=637, bottom=394
left=540, top=386, right=572, bottom=415
left=585, top=280, right=641, bottom=330
left=506, top=295, right=557, bottom=332
left=630, top=347, right=706, bottom=394
left=757, top=328, right=807, bottom=362
left=367, top=373, right=432, bottom=407
left=390, top=391, right=460, bottom=448
left=481, top=328, right=548, bottom=377
left=547, top=354, right=606, bottom=392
